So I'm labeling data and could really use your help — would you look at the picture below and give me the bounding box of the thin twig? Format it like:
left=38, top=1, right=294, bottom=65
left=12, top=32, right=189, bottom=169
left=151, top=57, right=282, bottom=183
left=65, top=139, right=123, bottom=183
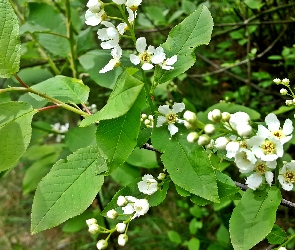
left=14, top=74, right=29, bottom=88
left=214, top=20, right=295, bottom=27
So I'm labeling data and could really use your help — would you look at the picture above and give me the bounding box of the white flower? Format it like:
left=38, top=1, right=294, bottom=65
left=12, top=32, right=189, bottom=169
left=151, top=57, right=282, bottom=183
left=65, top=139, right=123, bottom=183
left=133, top=199, right=149, bottom=218
left=99, top=46, right=122, bottom=73
left=85, top=9, right=106, bottom=26
left=113, top=0, right=126, bottom=4
left=248, top=136, right=283, bottom=161
left=117, top=7, right=137, bottom=35
left=208, top=109, right=221, bottom=122
left=106, top=209, right=118, bottom=219
left=286, top=100, right=293, bottom=106
left=258, top=113, right=293, bottom=144
left=137, top=174, right=158, bottom=195
left=187, top=132, right=199, bottom=143
left=125, top=0, right=142, bottom=10
left=229, top=112, right=251, bottom=130
left=214, top=137, right=229, bottom=150
left=156, top=102, right=185, bottom=136
left=122, top=203, right=135, bottom=214
left=235, top=148, right=256, bottom=173
left=236, top=123, right=253, bottom=137
left=130, top=37, right=156, bottom=70
left=89, top=224, right=100, bottom=234
left=50, top=122, right=69, bottom=142
left=282, top=78, right=290, bottom=85
left=97, top=21, right=120, bottom=49
left=86, top=218, right=97, bottom=227
left=226, top=141, right=240, bottom=158
left=245, top=160, right=276, bottom=190
left=96, top=239, right=108, bottom=250
left=151, top=46, right=166, bottom=65
left=117, top=195, right=128, bottom=206
left=116, top=223, right=126, bottom=233
left=87, top=0, right=103, bottom=12
left=160, top=55, right=177, bottom=70
left=278, top=162, right=295, bottom=191
left=204, top=124, right=215, bottom=135
left=280, top=88, right=288, bottom=95
left=273, top=78, right=281, bottom=84
left=118, top=234, right=128, bottom=246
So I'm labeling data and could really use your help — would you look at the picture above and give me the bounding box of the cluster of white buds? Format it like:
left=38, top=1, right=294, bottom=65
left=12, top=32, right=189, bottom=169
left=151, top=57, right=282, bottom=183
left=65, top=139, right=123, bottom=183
left=213, top=111, right=294, bottom=191
left=140, top=114, right=154, bottom=128
left=273, top=78, right=295, bottom=106
left=85, top=102, right=98, bottom=113
left=49, top=122, right=69, bottom=142
left=156, top=102, right=186, bottom=136
left=86, top=218, right=100, bottom=234
left=84, top=0, right=177, bottom=73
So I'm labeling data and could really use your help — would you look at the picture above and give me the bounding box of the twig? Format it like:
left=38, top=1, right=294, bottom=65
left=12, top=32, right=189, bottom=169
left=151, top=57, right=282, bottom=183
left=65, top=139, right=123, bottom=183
left=141, top=143, right=161, bottom=153
left=234, top=181, right=295, bottom=209
left=214, top=20, right=295, bottom=27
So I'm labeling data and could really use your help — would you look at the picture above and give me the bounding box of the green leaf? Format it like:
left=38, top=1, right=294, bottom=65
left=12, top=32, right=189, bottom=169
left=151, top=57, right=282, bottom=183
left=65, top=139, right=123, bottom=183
left=188, top=237, right=200, bottom=250
left=244, top=0, right=264, bottom=9
left=127, top=147, right=159, bottom=169
left=272, top=105, right=295, bottom=115
left=229, top=186, right=281, bottom=250
left=152, top=127, right=219, bottom=202
left=30, top=76, right=89, bottom=104
left=182, top=0, right=197, bottom=15
left=0, top=102, right=36, bottom=171
left=96, top=91, right=145, bottom=173
left=190, top=195, right=212, bottom=206
left=0, top=0, right=21, bottom=78
left=111, top=163, right=141, bottom=186
left=216, top=171, right=239, bottom=199
left=65, top=125, right=97, bottom=152
left=168, top=230, right=182, bottom=244
left=31, top=145, right=107, bottom=234
left=80, top=69, right=144, bottom=127
left=154, top=5, right=213, bottom=84
left=266, top=224, right=287, bottom=244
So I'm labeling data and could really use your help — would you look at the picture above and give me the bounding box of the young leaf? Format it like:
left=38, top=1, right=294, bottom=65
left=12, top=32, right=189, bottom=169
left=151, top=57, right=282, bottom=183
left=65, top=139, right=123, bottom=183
left=152, top=127, right=219, bottom=202
left=31, top=145, right=107, bottom=234
left=96, top=91, right=145, bottom=173
left=0, top=0, right=21, bottom=78
left=229, top=186, right=282, bottom=250
left=30, top=76, right=89, bottom=104
left=80, top=69, right=144, bottom=127
left=154, top=5, right=213, bottom=84
left=0, top=102, right=36, bottom=171
left=266, top=224, right=287, bottom=245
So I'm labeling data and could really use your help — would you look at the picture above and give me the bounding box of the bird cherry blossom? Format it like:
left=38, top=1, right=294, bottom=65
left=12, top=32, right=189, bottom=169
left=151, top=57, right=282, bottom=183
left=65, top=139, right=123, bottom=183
left=278, top=161, right=295, bottom=191
left=99, top=46, right=122, bottom=73
left=156, top=102, right=185, bottom=136
left=137, top=174, right=158, bottom=195
left=97, top=21, right=120, bottom=49
left=85, top=0, right=106, bottom=26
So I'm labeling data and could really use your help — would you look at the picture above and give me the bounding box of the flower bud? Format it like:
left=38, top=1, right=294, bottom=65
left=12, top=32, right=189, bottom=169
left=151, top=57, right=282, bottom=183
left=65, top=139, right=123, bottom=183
left=273, top=78, right=281, bottom=84
left=183, top=110, right=197, bottom=123
left=286, top=100, right=293, bottom=106
left=144, top=119, right=151, bottom=125
left=282, top=78, right=290, bottom=85
left=278, top=247, right=287, bottom=250
left=280, top=88, right=288, bottom=95
left=208, top=109, right=221, bottom=122
left=96, top=239, right=108, bottom=250
left=215, top=137, right=229, bottom=150
left=198, top=134, right=211, bottom=146
left=184, top=120, right=196, bottom=130
left=237, top=124, right=253, bottom=137
left=157, top=173, right=166, bottom=180
left=187, top=132, right=199, bottom=143
left=86, top=218, right=97, bottom=227
left=118, top=234, right=128, bottom=246
left=204, top=124, right=215, bottom=135
left=117, top=196, right=128, bottom=207
left=141, top=113, right=147, bottom=119
left=206, top=139, right=214, bottom=150
left=221, top=112, right=231, bottom=122
left=116, top=223, right=126, bottom=233
left=148, top=115, right=154, bottom=120
left=89, top=224, right=100, bottom=234
left=106, top=209, right=118, bottom=219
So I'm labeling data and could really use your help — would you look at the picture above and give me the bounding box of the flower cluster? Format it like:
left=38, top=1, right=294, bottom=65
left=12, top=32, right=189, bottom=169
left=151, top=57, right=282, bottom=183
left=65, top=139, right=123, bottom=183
left=185, top=108, right=295, bottom=191
left=84, top=0, right=177, bottom=73
left=273, top=78, right=295, bottom=107
left=49, top=122, right=69, bottom=142
left=156, top=102, right=186, bottom=136
left=140, top=113, right=154, bottom=128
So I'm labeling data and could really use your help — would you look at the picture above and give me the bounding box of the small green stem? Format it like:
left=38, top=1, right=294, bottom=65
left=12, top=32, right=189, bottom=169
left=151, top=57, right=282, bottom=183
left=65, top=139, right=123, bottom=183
left=65, top=0, right=78, bottom=78
left=281, top=233, right=295, bottom=248
left=118, top=5, right=136, bottom=44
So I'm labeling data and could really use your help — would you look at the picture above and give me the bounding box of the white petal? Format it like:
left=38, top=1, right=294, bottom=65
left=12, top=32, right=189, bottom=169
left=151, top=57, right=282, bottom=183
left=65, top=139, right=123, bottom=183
left=278, top=175, right=293, bottom=191
left=257, top=125, right=271, bottom=138
left=161, top=65, right=174, bottom=70
left=168, top=123, right=178, bottom=136
left=127, top=7, right=136, bottom=22
left=265, top=171, right=274, bottom=185
left=158, top=105, right=170, bottom=115
left=97, top=28, right=109, bottom=41
left=246, top=173, right=262, bottom=190
left=265, top=113, right=280, bottom=131
left=101, top=21, right=115, bottom=28
left=141, top=63, right=154, bottom=70
left=151, top=47, right=166, bottom=64
left=87, top=0, right=102, bottom=12
left=101, top=40, right=119, bottom=49
left=166, top=55, right=177, bottom=65
left=172, top=102, right=185, bottom=113
left=136, top=37, right=146, bottom=53
left=147, top=45, right=155, bottom=54
left=130, top=54, right=140, bottom=65
left=156, top=116, right=166, bottom=127
left=117, top=22, right=127, bottom=35
left=283, top=119, right=293, bottom=135
left=113, top=0, right=126, bottom=4
left=267, top=160, right=277, bottom=169
left=85, top=10, right=102, bottom=26
left=111, top=46, right=122, bottom=58
left=99, top=59, right=117, bottom=73
left=122, top=204, right=134, bottom=214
